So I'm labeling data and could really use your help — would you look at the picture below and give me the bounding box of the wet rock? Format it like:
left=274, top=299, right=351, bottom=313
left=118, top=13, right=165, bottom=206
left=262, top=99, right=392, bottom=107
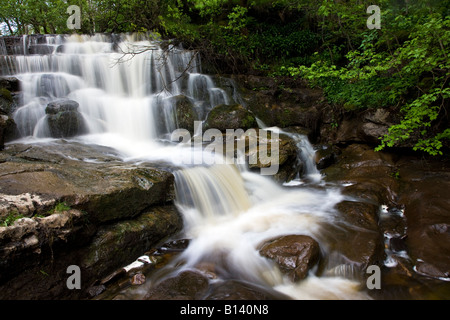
left=145, top=270, right=209, bottom=300
left=45, top=99, right=86, bottom=138
left=0, top=77, right=20, bottom=93
left=336, top=201, right=380, bottom=232
left=0, top=209, right=92, bottom=285
left=326, top=201, right=385, bottom=273
left=204, top=104, right=257, bottom=132
left=396, top=158, right=450, bottom=281
left=203, top=128, right=300, bottom=182
left=315, top=145, right=339, bottom=170
left=81, top=206, right=182, bottom=278
left=415, top=261, right=449, bottom=279
left=205, top=279, right=291, bottom=300
left=0, top=114, right=15, bottom=150
left=0, top=88, right=16, bottom=115
left=154, top=238, right=191, bottom=254
left=130, top=273, right=146, bottom=285
left=242, top=129, right=299, bottom=177
left=87, top=285, right=106, bottom=298
left=259, top=235, right=320, bottom=282
left=323, top=144, right=399, bottom=206
left=320, top=144, right=398, bottom=273
left=168, top=95, right=199, bottom=134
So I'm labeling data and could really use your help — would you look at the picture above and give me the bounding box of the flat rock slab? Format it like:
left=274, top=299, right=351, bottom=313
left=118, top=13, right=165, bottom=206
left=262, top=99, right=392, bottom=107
left=0, top=141, right=175, bottom=223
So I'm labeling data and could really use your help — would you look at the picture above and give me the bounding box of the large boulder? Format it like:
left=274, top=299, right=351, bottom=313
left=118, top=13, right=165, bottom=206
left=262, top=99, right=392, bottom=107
left=240, top=129, right=300, bottom=182
left=395, top=157, right=450, bottom=282
left=204, top=104, right=257, bottom=132
left=320, top=144, right=394, bottom=275
left=45, top=99, right=86, bottom=138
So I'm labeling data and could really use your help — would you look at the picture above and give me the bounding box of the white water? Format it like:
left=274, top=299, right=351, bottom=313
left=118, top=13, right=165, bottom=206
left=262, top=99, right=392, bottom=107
left=3, top=33, right=370, bottom=299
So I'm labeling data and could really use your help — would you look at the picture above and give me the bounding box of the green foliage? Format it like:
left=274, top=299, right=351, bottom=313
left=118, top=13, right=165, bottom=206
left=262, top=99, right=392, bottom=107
left=46, top=202, right=71, bottom=216
left=0, top=210, right=23, bottom=227
left=287, top=2, right=450, bottom=156
left=0, top=0, right=166, bottom=35
left=2, top=0, right=448, bottom=155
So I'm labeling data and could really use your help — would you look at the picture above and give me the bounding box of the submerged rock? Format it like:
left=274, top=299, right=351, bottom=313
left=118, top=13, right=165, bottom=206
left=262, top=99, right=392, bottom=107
left=145, top=270, right=210, bottom=300
left=205, top=279, right=291, bottom=300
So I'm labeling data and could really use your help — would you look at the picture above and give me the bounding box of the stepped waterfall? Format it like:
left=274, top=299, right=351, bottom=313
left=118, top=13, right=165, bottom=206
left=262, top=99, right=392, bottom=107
left=0, top=34, right=370, bottom=300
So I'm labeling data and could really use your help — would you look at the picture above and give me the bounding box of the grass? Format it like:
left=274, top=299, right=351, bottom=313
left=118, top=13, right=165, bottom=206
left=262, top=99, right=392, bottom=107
left=44, top=201, right=71, bottom=216
left=0, top=210, right=24, bottom=227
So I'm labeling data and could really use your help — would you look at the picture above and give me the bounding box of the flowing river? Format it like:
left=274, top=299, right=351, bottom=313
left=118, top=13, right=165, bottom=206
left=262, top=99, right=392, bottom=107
left=0, top=33, right=373, bottom=299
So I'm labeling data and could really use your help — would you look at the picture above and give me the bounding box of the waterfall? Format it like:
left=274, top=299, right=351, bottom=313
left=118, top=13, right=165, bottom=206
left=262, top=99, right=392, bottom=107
left=1, top=33, right=370, bottom=299
left=4, top=33, right=231, bottom=146
left=172, top=162, right=368, bottom=298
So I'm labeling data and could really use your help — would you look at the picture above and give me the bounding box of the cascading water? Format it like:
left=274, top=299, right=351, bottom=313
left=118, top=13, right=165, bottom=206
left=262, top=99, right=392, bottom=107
left=2, top=33, right=371, bottom=299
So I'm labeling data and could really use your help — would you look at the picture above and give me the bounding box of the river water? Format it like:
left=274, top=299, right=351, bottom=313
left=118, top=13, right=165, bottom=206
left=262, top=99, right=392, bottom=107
left=1, top=34, right=372, bottom=299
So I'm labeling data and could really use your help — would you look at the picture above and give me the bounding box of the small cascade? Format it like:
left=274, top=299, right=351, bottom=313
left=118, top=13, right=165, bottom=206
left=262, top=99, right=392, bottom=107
left=260, top=125, right=321, bottom=183
left=174, top=164, right=252, bottom=221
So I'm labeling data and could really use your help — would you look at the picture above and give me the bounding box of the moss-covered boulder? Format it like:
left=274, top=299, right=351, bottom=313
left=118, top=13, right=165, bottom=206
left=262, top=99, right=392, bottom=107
left=204, top=104, right=257, bottom=132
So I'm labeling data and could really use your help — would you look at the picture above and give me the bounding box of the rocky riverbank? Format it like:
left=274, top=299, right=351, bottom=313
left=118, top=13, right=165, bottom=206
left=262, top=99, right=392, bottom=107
left=0, top=141, right=181, bottom=299
left=0, top=74, right=449, bottom=300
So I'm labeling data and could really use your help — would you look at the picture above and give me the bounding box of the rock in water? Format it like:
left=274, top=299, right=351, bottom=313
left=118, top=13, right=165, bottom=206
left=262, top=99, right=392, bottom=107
left=259, top=234, right=320, bottom=282
left=45, top=99, right=86, bottom=138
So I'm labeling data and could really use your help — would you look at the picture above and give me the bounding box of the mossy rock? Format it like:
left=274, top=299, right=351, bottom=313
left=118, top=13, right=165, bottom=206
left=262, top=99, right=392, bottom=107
left=204, top=104, right=257, bottom=132
left=0, top=88, right=16, bottom=116
left=171, top=95, right=199, bottom=134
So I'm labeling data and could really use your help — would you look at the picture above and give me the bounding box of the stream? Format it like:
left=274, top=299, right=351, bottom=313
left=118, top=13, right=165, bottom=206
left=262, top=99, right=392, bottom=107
left=1, top=33, right=448, bottom=300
